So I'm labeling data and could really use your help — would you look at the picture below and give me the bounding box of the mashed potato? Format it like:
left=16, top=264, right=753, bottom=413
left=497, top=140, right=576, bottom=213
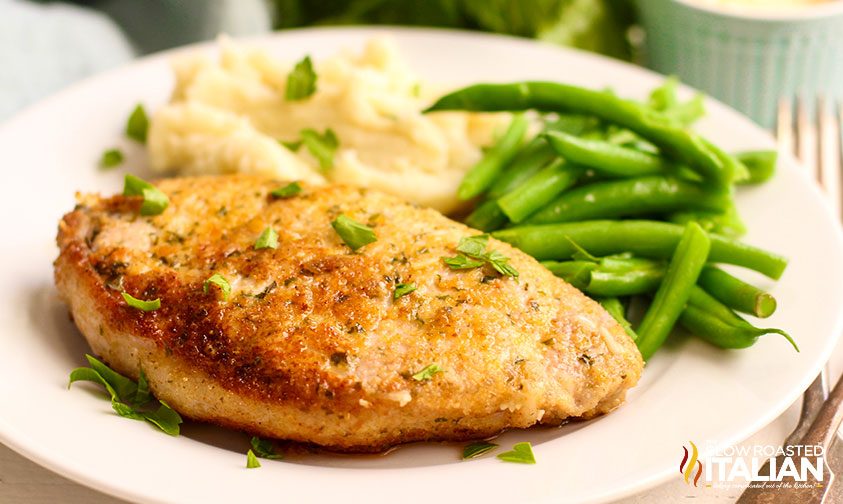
left=147, top=38, right=509, bottom=214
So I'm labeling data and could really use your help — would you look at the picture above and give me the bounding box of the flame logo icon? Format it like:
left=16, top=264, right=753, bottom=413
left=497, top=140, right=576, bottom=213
left=679, top=441, right=704, bottom=487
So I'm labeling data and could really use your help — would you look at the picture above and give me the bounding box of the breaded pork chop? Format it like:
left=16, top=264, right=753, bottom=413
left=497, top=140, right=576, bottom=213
left=55, top=175, right=643, bottom=452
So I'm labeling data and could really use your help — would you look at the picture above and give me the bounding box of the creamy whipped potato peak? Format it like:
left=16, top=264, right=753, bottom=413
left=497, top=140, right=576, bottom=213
left=147, top=38, right=509, bottom=214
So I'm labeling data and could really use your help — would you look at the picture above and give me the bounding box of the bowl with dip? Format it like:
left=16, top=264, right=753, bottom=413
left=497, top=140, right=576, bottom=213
left=636, top=0, right=843, bottom=127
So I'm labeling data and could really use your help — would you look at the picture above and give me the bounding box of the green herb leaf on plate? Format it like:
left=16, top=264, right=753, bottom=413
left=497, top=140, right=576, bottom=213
left=126, top=104, right=149, bottom=143
left=112, top=400, right=145, bottom=420
left=462, top=441, right=499, bottom=460
left=99, top=148, right=124, bottom=169
left=331, top=214, right=376, bottom=252
left=203, top=274, right=231, bottom=301
left=123, top=174, right=169, bottom=216
left=246, top=449, right=261, bottom=468
left=84, top=354, right=138, bottom=401
left=68, top=367, right=119, bottom=401
left=285, top=56, right=317, bottom=101
left=412, top=363, right=443, bottom=381
left=134, top=368, right=151, bottom=406
left=69, top=355, right=182, bottom=435
left=300, top=128, right=339, bottom=172
left=496, top=442, right=536, bottom=464
left=393, top=282, right=417, bottom=299
left=270, top=181, right=302, bottom=199
left=121, top=292, right=161, bottom=312
left=250, top=437, right=283, bottom=460
left=142, top=401, right=183, bottom=436
left=254, top=227, right=279, bottom=250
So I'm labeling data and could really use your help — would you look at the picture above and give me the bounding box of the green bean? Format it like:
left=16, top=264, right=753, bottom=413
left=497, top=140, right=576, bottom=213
left=668, top=203, right=746, bottom=238
left=486, top=139, right=557, bottom=199
left=464, top=199, right=508, bottom=232
left=458, top=113, right=528, bottom=200
left=540, top=260, right=595, bottom=289
left=663, top=94, right=705, bottom=127
left=544, top=131, right=667, bottom=178
left=498, top=159, right=583, bottom=223
left=636, top=222, right=711, bottom=360
left=701, top=138, right=750, bottom=183
left=599, top=297, right=638, bottom=341
left=648, top=77, right=679, bottom=112
left=735, top=150, right=777, bottom=185
left=525, top=176, right=731, bottom=224
left=492, top=220, right=788, bottom=279
left=426, top=82, right=732, bottom=186
left=598, top=255, right=662, bottom=272
left=681, top=288, right=797, bottom=350
left=697, top=266, right=777, bottom=318
left=589, top=268, right=665, bottom=297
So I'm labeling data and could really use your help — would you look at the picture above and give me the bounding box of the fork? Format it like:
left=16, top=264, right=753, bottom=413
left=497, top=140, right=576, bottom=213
left=736, top=97, right=842, bottom=503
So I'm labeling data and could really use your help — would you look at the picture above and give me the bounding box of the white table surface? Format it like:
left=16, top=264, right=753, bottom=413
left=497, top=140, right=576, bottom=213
left=2, top=339, right=841, bottom=504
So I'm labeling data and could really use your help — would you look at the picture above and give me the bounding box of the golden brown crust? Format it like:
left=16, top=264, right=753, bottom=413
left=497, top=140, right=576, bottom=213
left=54, top=175, right=643, bottom=451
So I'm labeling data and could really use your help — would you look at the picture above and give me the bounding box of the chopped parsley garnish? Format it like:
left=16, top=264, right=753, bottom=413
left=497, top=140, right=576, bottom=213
left=123, top=174, right=169, bottom=216
left=443, top=234, right=518, bottom=278
left=125, top=104, right=149, bottom=143
left=254, top=227, right=279, bottom=250
left=442, top=255, right=485, bottom=270
left=285, top=56, right=317, bottom=101
left=462, top=442, right=499, bottom=460
left=412, top=363, right=442, bottom=381
left=279, top=139, right=302, bottom=151
left=246, top=450, right=261, bottom=468
left=203, top=274, right=231, bottom=301
left=393, top=282, right=417, bottom=299
left=270, top=181, right=302, bottom=199
left=69, top=354, right=183, bottom=435
left=99, top=148, right=124, bottom=169
left=250, top=436, right=283, bottom=460
left=301, top=128, right=339, bottom=172
left=121, top=292, right=160, bottom=311
left=496, top=442, right=536, bottom=464
left=331, top=214, right=376, bottom=252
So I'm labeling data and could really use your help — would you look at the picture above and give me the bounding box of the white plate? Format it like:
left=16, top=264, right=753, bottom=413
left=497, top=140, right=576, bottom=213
left=1, top=27, right=841, bottom=504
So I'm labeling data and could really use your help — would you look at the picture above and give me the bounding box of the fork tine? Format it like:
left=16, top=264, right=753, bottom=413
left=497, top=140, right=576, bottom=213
left=797, top=96, right=819, bottom=180
left=818, top=96, right=842, bottom=220
left=777, top=97, right=793, bottom=156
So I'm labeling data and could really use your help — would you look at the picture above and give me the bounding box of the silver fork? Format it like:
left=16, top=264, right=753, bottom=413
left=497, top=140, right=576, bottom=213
left=737, top=97, right=842, bottom=503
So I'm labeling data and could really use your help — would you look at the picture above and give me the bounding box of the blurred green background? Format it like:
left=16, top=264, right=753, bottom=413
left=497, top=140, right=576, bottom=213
left=271, top=0, right=638, bottom=60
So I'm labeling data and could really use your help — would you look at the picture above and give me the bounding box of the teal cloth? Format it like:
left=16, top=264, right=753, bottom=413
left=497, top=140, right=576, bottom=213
left=0, top=0, right=272, bottom=121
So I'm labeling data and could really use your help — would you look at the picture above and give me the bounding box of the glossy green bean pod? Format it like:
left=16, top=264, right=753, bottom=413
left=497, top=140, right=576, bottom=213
left=544, top=131, right=667, bottom=178
left=636, top=222, right=711, bottom=360
left=458, top=113, right=528, bottom=200
left=464, top=199, right=508, bottom=232
left=697, top=266, right=777, bottom=318
left=426, top=81, right=732, bottom=186
left=599, top=297, right=638, bottom=341
left=498, top=159, right=583, bottom=223
left=492, top=220, right=788, bottom=279
left=486, top=138, right=557, bottom=199
left=735, top=150, right=777, bottom=185
left=525, top=176, right=732, bottom=224
left=681, top=288, right=797, bottom=350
